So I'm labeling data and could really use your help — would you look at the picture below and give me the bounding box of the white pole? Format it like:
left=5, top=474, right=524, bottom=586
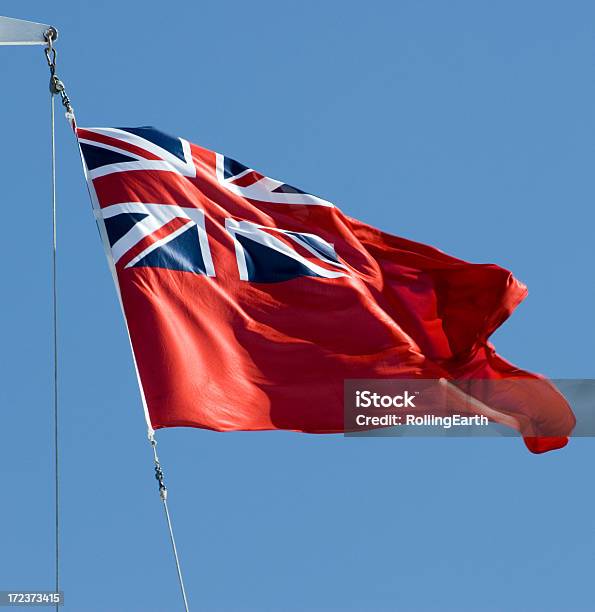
left=0, top=16, right=55, bottom=46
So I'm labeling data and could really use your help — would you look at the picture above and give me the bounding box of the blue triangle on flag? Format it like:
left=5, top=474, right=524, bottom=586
left=132, top=225, right=207, bottom=274
left=272, top=183, right=308, bottom=195
left=285, top=232, right=340, bottom=263
left=80, top=142, right=137, bottom=170
left=236, top=234, right=320, bottom=283
left=104, top=212, right=148, bottom=247
left=223, top=156, right=250, bottom=180
left=118, top=126, right=186, bottom=163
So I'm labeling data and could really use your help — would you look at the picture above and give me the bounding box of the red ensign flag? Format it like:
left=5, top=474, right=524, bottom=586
left=77, top=126, right=575, bottom=453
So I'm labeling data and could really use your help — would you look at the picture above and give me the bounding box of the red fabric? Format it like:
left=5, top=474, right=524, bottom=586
left=80, top=129, right=576, bottom=453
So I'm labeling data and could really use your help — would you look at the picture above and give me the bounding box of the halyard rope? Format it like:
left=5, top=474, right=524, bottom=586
left=44, top=29, right=60, bottom=611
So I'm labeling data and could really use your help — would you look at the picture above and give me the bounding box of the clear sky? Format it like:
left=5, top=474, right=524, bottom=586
left=1, top=1, right=594, bottom=610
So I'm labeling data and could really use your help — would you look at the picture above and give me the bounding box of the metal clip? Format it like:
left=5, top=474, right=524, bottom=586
left=150, top=435, right=169, bottom=500
left=44, top=28, right=57, bottom=74
left=43, top=27, right=74, bottom=116
left=155, top=463, right=168, bottom=500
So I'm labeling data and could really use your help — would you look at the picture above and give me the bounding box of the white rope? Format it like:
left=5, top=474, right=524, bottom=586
left=149, top=434, right=190, bottom=611
left=49, top=87, right=60, bottom=612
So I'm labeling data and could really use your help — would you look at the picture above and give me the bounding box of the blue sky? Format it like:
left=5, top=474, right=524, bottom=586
left=1, top=1, right=594, bottom=610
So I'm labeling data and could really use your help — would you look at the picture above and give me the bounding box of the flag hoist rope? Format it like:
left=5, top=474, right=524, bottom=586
left=42, top=30, right=190, bottom=612
left=43, top=29, right=63, bottom=612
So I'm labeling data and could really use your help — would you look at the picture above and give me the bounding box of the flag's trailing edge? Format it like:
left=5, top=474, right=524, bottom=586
left=76, top=126, right=576, bottom=453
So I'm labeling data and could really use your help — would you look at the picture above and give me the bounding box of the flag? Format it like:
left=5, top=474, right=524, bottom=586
left=77, top=126, right=575, bottom=453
